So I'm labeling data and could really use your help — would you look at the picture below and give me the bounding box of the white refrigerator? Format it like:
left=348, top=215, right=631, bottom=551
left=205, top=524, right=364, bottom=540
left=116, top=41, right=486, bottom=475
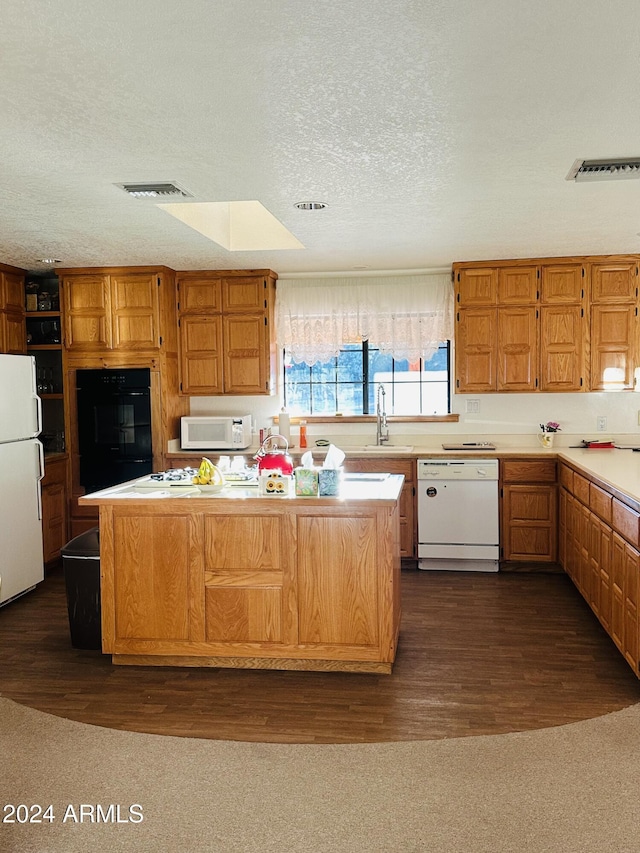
left=0, top=354, right=45, bottom=605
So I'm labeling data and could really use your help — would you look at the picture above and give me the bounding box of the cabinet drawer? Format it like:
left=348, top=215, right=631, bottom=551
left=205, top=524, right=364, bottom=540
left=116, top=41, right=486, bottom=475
left=612, top=499, right=640, bottom=548
left=573, top=473, right=590, bottom=504
left=590, top=484, right=612, bottom=523
left=502, top=459, right=556, bottom=483
left=559, top=463, right=573, bottom=492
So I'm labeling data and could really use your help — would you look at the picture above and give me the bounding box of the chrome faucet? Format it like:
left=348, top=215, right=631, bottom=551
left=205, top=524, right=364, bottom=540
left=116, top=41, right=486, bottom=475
left=376, top=383, right=390, bottom=445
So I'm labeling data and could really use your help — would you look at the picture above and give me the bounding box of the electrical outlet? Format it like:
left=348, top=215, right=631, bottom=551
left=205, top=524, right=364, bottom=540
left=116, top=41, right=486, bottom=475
left=465, top=399, right=480, bottom=414
left=637, top=410, right=640, bottom=427
left=597, top=416, right=607, bottom=432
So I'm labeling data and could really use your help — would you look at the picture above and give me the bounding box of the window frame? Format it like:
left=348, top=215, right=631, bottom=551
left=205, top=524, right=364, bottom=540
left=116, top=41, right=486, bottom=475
left=283, top=341, right=452, bottom=418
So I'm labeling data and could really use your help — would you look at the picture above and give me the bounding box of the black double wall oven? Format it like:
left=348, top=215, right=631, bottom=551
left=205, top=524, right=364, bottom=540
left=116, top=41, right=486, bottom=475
left=76, top=368, right=153, bottom=493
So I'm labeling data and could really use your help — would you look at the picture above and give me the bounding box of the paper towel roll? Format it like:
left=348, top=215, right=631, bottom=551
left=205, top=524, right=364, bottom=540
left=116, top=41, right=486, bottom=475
left=279, top=408, right=291, bottom=443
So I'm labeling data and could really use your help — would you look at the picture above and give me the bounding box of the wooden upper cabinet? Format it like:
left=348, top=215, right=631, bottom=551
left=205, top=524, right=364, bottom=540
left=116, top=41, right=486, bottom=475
left=110, top=273, right=161, bottom=350
left=497, top=266, right=539, bottom=304
left=178, top=314, right=224, bottom=395
left=590, top=302, right=637, bottom=390
left=2, top=270, right=26, bottom=314
left=497, top=306, right=537, bottom=391
left=455, top=267, right=497, bottom=306
left=540, top=263, right=584, bottom=303
left=539, top=304, right=584, bottom=392
left=222, top=276, right=266, bottom=312
left=455, top=307, right=497, bottom=392
left=61, top=269, right=163, bottom=352
left=0, top=267, right=27, bottom=354
left=590, top=260, right=638, bottom=302
left=177, top=275, right=222, bottom=314
left=177, top=269, right=277, bottom=396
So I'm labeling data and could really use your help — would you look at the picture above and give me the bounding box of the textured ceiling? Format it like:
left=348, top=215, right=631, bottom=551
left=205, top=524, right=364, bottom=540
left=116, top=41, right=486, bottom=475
left=2, top=0, right=640, bottom=275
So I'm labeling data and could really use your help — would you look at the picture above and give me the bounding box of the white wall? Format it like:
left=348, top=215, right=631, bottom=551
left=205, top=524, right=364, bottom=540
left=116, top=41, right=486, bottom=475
left=188, top=389, right=640, bottom=449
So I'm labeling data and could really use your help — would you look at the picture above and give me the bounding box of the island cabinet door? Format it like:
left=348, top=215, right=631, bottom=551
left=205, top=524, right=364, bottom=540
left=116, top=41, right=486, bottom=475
left=202, top=512, right=296, bottom=645
left=104, top=511, right=199, bottom=649
left=296, top=514, right=380, bottom=648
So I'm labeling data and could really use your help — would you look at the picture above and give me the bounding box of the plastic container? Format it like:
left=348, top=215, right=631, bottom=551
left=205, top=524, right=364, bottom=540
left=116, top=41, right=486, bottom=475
left=299, top=420, right=308, bottom=449
left=61, top=526, right=102, bottom=650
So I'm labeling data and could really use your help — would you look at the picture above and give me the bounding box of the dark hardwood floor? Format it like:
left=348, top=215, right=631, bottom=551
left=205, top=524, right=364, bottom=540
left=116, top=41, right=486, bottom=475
left=1, top=565, right=638, bottom=744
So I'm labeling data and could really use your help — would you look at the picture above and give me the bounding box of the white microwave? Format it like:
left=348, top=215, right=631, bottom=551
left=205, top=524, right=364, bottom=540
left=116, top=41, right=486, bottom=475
left=180, top=415, right=252, bottom=450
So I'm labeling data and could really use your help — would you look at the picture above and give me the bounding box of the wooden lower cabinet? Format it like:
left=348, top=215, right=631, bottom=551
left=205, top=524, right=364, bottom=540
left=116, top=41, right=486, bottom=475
left=342, top=457, right=416, bottom=560
left=559, top=461, right=640, bottom=677
left=501, top=458, right=557, bottom=564
left=92, top=491, right=402, bottom=673
left=41, top=456, right=69, bottom=563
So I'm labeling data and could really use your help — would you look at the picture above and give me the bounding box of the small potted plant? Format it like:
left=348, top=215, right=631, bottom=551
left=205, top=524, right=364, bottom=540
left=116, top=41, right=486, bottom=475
left=539, top=421, right=561, bottom=448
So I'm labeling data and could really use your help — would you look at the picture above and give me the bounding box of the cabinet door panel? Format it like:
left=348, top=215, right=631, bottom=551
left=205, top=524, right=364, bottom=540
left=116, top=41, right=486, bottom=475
left=113, top=515, right=192, bottom=641
left=63, top=275, right=112, bottom=350
left=498, top=266, right=538, bottom=304
left=111, top=273, right=160, bottom=350
left=539, top=304, right=584, bottom=391
left=297, top=516, right=378, bottom=646
left=590, top=304, right=636, bottom=390
left=1, top=310, right=27, bottom=354
left=455, top=307, right=497, bottom=392
left=540, top=264, right=583, bottom=303
left=178, top=276, right=222, bottom=313
left=205, top=587, right=282, bottom=642
left=497, top=306, right=537, bottom=391
left=179, top=315, right=223, bottom=394
left=222, top=277, right=265, bottom=312
left=3, top=271, right=26, bottom=313
left=223, top=314, right=267, bottom=394
left=456, top=268, right=497, bottom=306
left=590, top=262, right=638, bottom=302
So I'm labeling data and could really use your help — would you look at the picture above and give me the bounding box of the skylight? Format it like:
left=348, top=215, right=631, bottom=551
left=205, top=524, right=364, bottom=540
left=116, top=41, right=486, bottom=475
left=158, top=201, right=304, bottom=251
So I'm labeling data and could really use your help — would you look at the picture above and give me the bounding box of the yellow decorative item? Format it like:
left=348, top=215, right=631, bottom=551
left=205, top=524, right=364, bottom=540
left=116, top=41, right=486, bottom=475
left=193, top=457, right=226, bottom=490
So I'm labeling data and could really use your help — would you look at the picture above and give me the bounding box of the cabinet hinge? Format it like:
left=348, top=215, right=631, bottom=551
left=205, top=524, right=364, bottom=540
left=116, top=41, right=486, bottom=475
left=177, top=317, right=181, bottom=327
left=581, top=268, right=585, bottom=277
left=535, top=377, right=538, bottom=387
left=159, top=336, right=163, bottom=346
left=536, top=290, right=539, bottom=300
left=456, top=378, right=460, bottom=388
left=537, top=269, right=540, bottom=279
left=580, top=377, right=583, bottom=386
left=581, top=288, right=584, bottom=299
left=536, top=308, right=539, bottom=319
left=456, top=292, right=460, bottom=302
left=264, top=316, right=268, bottom=326
left=457, top=271, right=460, bottom=282
left=180, top=381, right=183, bottom=391
left=157, top=277, right=161, bottom=287
left=456, top=311, right=460, bottom=322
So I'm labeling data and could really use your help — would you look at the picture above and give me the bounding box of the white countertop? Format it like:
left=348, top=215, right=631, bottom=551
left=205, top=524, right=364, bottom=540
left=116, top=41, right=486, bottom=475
left=556, top=447, right=640, bottom=506
left=79, top=473, right=405, bottom=505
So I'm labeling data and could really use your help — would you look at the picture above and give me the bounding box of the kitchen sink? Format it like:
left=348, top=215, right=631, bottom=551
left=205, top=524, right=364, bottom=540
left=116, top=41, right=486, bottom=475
left=360, top=444, right=414, bottom=452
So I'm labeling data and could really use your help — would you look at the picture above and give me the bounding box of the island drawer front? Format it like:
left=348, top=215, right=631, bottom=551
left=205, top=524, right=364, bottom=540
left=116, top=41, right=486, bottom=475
left=502, top=459, right=556, bottom=483
left=612, top=499, right=640, bottom=548
left=590, top=484, right=612, bottom=523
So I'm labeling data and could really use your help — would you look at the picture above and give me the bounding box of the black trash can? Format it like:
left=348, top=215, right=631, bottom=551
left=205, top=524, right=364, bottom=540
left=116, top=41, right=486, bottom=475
left=61, top=526, right=101, bottom=650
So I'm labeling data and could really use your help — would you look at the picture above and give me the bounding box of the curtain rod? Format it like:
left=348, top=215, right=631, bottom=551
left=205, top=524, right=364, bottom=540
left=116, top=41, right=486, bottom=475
left=278, top=267, right=451, bottom=279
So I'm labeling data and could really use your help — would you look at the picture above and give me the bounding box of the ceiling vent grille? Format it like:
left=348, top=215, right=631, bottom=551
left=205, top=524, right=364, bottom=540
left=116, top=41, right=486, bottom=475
left=566, top=158, right=640, bottom=182
left=116, top=182, right=194, bottom=199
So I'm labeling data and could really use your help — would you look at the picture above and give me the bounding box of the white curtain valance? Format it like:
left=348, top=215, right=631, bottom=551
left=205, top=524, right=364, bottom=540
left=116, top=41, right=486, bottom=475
left=276, top=273, right=454, bottom=364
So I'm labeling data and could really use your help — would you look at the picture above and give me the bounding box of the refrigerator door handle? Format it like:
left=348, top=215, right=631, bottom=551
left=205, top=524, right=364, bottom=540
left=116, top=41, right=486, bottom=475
left=36, top=439, right=44, bottom=521
left=34, top=391, right=42, bottom=437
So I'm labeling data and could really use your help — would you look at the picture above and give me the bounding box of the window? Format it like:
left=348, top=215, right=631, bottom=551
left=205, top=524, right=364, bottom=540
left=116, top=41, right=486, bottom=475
left=284, top=342, right=450, bottom=416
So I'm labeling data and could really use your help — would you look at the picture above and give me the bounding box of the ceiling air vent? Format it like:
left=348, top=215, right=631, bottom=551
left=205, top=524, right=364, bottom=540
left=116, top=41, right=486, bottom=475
left=566, top=158, right=640, bottom=182
left=115, top=182, right=193, bottom=199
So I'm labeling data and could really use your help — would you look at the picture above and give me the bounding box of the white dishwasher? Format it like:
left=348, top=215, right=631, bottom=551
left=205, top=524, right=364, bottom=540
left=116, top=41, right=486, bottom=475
left=417, top=458, right=499, bottom=572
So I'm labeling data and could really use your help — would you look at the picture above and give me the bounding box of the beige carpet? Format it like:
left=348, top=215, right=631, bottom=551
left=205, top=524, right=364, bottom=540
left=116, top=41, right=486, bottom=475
left=2, top=696, right=640, bottom=853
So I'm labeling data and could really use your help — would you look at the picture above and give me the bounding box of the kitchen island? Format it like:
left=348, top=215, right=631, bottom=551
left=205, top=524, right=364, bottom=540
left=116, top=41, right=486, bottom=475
left=79, top=474, right=403, bottom=673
